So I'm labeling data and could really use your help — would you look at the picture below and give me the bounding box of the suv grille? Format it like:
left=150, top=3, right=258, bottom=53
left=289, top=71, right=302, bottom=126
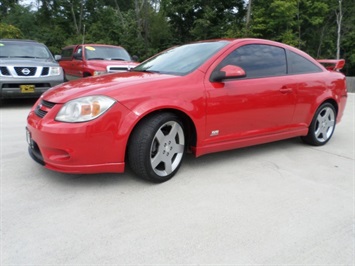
left=34, top=99, right=56, bottom=118
left=0, top=66, right=53, bottom=77
left=15, top=67, right=37, bottom=76
left=41, top=67, right=49, bottom=76
left=0, top=67, right=10, bottom=76
left=107, top=66, right=130, bottom=72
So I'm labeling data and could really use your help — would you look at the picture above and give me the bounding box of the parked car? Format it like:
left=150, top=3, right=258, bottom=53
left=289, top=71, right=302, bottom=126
left=0, top=39, right=64, bottom=104
left=26, top=38, right=347, bottom=183
left=56, top=44, right=139, bottom=81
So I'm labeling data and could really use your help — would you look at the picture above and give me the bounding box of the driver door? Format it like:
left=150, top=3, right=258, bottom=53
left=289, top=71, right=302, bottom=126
left=204, top=44, right=297, bottom=146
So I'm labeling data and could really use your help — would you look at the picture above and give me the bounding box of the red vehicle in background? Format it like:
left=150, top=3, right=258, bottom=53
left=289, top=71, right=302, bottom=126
left=56, top=44, right=138, bottom=81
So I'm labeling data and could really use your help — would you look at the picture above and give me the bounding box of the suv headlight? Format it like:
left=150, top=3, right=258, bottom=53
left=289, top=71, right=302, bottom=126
left=56, top=96, right=116, bottom=122
left=49, top=67, right=62, bottom=76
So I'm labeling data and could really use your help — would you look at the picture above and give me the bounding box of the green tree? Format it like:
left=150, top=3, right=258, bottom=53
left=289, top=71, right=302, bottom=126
left=0, top=22, right=23, bottom=38
left=162, top=0, right=246, bottom=43
left=2, top=0, right=354, bottom=74
left=250, top=0, right=299, bottom=46
left=1, top=4, right=35, bottom=39
left=0, top=0, right=20, bottom=18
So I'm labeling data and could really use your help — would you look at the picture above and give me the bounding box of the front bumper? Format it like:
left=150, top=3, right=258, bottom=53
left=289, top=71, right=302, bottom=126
left=26, top=99, right=133, bottom=174
left=0, top=75, right=64, bottom=99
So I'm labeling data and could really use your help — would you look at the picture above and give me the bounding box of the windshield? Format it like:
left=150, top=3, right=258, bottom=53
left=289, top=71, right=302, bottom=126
left=84, top=46, right=131, bottom=61
left=0, top=41, right=53, bottom=59
left=133, top=41, right=229, bottom=75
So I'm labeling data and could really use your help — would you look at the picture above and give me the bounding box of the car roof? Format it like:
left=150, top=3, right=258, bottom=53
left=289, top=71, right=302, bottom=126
left=194, top=38, right=314, bottom=58
left=62, top=44, right=124, bottom=49
left=0, top=39, right=40, bottom=43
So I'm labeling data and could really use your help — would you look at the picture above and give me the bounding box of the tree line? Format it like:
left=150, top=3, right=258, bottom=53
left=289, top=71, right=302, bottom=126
left=1, top=0, right=354, bottom=75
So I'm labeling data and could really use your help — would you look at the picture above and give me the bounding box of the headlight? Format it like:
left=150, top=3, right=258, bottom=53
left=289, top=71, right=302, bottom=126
left=49, top=67, right=61, bottom=76
left=93, top=70, right=107, bottom=76
left=56, top=96, right=116, bottom=122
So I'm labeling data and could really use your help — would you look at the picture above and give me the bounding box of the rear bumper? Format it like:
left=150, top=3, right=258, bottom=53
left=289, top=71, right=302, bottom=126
left=336, top=93, right=348, bottom=123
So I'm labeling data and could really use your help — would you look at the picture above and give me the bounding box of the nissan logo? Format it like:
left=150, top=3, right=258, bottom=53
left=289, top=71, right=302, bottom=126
left=22, top=68, right=31, bottom=75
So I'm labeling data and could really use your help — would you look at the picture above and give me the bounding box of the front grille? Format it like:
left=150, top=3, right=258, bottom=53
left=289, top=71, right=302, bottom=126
left=15, top=67, right=36, bottom=76
left=34, top=99, right=56, bottom=118
left=41, top=67, right=49, bottom=76
left=0, top=67, right=10, bottom=76
left=107, top=66, right=129, bottom=72
left=35, top=107, right=47, bottom=118
left=42, top=99, right=56, bottom=108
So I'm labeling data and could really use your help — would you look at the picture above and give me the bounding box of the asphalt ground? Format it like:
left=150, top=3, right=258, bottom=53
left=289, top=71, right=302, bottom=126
left=1, top=94, right=354, bottom=265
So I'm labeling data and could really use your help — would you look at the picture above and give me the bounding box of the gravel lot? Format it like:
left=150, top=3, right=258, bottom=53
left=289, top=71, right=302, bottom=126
left=1, top=94, right=354, bottom=265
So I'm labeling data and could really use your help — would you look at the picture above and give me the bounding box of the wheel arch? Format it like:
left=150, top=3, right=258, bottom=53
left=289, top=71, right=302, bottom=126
left=83, top=72, right=91, bottom=77
left=306, top=98, right=338, bottom=127
left=320, top=98, right=338, bottom=117
left=126, top=108, right=198, bottom=158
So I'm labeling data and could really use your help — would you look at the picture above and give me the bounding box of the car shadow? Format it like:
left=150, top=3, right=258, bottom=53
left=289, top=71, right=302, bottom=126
left=183, top=137, right=303, bottom=168
left=36, top=137, right=303, bottom=188
left=1, top=98, right=38, bottom=109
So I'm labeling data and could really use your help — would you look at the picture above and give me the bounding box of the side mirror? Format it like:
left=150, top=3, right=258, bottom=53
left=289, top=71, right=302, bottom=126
left=54, top=55, right=62, bottom=61
left=131, top=55, right=139, bottom=62
left=210, top=65, right=246, bottom=82
left=73, top=53, right=82, bottom=60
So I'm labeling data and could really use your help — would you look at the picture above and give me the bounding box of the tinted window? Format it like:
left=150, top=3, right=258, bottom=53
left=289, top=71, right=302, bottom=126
left=217, top=44, right=287, bottom=78
left=76, top=46, right=83, bottom=55
left=288, top=51, right=322, bottom=74
left=61, top=48, right=73, bottom=59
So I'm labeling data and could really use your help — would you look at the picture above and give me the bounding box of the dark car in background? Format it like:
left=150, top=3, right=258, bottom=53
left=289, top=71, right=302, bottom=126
left=0, top=39, right=64, bottom=104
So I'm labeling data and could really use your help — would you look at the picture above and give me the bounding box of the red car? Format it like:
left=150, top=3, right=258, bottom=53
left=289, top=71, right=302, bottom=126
left=26, top=39, right=348, bottom=183
left=57, top=44, right=138, bottom=80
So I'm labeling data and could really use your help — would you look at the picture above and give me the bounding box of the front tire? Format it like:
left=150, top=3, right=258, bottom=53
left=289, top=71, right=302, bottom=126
left=128, top=113, right=186, bottom=183
left=301, top=103, right=336, bottom=146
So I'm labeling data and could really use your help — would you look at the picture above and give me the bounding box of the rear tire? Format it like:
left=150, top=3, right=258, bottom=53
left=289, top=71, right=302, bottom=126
left=128, top=112, right=186, bottom=183
left=301, top=103, right=336, bottom=146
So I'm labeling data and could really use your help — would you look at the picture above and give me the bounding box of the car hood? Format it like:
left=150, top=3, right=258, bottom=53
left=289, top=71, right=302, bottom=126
left=86, top=60, right=138, bottom=68
left=43, top=71, right=180, bottom=103
left=0, top=58, right=59, bottom=66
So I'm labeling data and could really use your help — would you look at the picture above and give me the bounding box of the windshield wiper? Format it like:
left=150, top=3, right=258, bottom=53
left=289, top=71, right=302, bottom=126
left=87, top=57, right=105, bottom=60
left=132, top=69, right=161, bottom=74
left=12, top=56, right=37, bottom=58
left=110, top=58, right=126, bottom=61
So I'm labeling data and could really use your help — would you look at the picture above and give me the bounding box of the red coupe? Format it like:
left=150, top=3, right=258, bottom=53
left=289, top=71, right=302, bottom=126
left=26, top=39, right=348, bottom=182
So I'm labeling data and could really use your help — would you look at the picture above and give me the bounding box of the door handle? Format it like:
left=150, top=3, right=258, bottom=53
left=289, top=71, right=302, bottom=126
left=280, top=87, right=293, bottom=94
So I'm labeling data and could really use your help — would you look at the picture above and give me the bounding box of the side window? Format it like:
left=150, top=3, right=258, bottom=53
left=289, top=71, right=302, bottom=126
left=61, top=48, right=73, bottom=60
left=76, top=47, right=82, bottom=56
left=217, top=44, right=287, bottom=79
left=73, top=46, right=83, bottom=60
left=288, top=51, right=322, bottom=74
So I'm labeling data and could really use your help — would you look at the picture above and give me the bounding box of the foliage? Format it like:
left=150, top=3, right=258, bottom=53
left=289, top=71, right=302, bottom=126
left=0, top=0, right=354, bottom=75
left=0, top=23, right=23, bottom=39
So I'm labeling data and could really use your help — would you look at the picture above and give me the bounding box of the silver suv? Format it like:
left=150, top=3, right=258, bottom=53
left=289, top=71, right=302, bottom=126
left=0, top=39, right=64, bottom=103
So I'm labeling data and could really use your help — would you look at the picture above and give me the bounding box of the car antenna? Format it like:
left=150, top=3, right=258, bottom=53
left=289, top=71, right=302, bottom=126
left=82, top=24, right=86, bottom=44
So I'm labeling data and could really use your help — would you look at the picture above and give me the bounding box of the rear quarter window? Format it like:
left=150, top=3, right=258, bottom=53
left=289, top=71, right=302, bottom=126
left=287, top=51, right=323, bottom=74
